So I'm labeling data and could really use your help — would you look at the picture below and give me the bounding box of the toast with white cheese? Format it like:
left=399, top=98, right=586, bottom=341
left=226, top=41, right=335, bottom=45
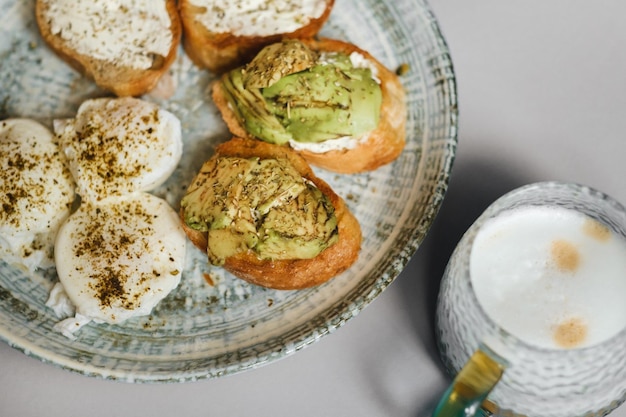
left=180, top=137, right=362, bottom=290
left=35, top=0, right=181, bottom=97
left=212, top=38, right=407, bottom=173
left=178, top=0, right=335, bottom=73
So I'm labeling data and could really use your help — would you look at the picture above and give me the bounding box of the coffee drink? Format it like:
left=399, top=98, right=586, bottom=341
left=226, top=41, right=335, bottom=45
left=470, top=205, right=626, bottom=350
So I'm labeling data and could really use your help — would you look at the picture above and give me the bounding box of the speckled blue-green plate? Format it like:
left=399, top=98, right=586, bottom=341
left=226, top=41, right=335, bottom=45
left=0, top=0, right=457, bottom=382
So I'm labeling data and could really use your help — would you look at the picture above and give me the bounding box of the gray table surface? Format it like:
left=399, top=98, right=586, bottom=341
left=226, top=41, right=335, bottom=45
left=2, top=0, right=625, bottom=416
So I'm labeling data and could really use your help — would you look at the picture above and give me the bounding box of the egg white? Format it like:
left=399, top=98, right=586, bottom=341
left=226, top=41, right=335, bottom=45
left=0, top=118, right=76, bottom=272
left=54, top=192, right=186, bottom=328
left=54, top=97, right=182, bottom=203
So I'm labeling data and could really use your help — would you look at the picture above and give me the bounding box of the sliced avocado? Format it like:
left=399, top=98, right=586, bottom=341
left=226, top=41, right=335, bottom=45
left=207, top=218, right=258, bottom=266
left=262, top=54, right=382, bottom=143
left=220, top=40, right=383, bottom=145
left=221, top=69, right=293, bottom=145
left=181, top=156, right=339, bottom=265
left=243, top=39, right=318, bottom=89
left=256, top=182, right=339, bottom=260
left=181, top=157, right=246, bottom=233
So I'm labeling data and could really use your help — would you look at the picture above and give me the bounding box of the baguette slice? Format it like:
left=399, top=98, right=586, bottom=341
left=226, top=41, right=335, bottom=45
left=35, top=0, right=182, bottom=97
left=181, top=137, right=362, bottom=290
left=212, top=38, right=407, bottom=173
left=178, top=0, right=335, bottom=73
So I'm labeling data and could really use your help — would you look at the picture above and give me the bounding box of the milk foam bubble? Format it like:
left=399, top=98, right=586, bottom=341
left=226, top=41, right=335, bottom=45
left=470, top=206, right=626, bottom=349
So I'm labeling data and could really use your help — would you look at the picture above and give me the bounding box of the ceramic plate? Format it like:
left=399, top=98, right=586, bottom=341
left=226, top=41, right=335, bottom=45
left=0, top=0, right=457, bottom=382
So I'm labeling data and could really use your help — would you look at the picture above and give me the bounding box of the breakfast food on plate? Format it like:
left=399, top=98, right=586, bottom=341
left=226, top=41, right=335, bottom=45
left=54, top=97, right=183, bottom=203
left=212, top=38, right=407, bottom=173
left=44, top=97, right=186, bottom=339
left=51, top=192, right=186, bottom=338
left=180, top=137, right=362, bottom=289
left=35, top=0, right=182, bottom=96
left=0, top=119, right=76, bottom=272
left=178, top=0, right=335, bottom=73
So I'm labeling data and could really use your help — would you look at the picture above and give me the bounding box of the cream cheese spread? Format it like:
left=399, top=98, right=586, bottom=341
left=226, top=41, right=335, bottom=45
left=188, top=0, right=327, bottom=37
left=41, top=0, right=173, bottom=70
left=288, top=134, right=370, bottom=153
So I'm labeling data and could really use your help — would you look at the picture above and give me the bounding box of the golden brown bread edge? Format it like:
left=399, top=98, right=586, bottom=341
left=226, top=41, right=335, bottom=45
left=212, top=37, right=407, bottom=174
left=178, top=0, right=335, bottom=73
left=35, top=0, right=182, bottom=97
left=180, top=137, right=362, bottom=290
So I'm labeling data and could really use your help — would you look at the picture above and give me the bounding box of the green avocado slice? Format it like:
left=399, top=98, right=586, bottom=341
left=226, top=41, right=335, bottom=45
left=181, top=156, right=338, bottom=265
left=220, top=40, right=382, bottom=145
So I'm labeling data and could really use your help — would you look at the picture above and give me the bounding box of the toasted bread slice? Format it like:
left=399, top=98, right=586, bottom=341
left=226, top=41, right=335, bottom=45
left=178, top=0, right=335, bottom=73
left=181, top=137, right=362, bottom=290
left=35, top=0, right=182, bottom=97
left=212, top=38, right=407, bottom=173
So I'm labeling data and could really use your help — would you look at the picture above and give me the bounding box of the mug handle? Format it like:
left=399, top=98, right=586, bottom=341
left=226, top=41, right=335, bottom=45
left=432, top=348, right=506, bottom=417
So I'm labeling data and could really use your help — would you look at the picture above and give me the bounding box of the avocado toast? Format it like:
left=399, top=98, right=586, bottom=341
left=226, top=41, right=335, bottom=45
left=212, top=38, right=407, bottom=173
left=180, top=137, right=362, bottom=290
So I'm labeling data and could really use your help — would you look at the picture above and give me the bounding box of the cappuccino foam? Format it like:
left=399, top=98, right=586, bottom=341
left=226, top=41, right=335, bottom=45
left=470, top=206, right=626, bottom=349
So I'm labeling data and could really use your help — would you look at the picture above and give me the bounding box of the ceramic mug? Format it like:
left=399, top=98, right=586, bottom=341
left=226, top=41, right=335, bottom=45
left=433, top=182, right=626, bottom=417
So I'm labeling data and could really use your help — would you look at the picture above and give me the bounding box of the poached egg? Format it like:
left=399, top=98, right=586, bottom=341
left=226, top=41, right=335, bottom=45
left=46, top=97, right=186, bottom=338
left=0, top=118, right=76, bottom=272
left=54, top=97, right=182, bottom=203
left=52, top=192, right=186, bottom=336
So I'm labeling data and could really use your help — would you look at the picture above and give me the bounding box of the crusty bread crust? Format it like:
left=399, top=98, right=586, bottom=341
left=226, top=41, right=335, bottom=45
left=212, top=38, right=407, bottom=173
left=178, top=0, right=335, bottom=73
left=35, top=0, right=181, bottom=97
left=180, top=137, right=362, bottom=290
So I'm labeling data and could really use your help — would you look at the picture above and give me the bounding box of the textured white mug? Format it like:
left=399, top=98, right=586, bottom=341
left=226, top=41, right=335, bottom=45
left=433, top=182, right=626, bottom=417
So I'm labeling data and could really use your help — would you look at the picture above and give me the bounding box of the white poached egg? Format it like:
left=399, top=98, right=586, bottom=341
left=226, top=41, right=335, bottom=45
left=0, top=118, right=76, bottom=272
left=45, top=97, right=187, bottom=338
left=53, top=192, right=186, bottom=331
left=54, top=97, right=182, bottom=203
